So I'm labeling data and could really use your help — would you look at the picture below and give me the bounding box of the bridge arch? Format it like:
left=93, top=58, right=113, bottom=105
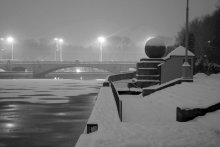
left=12, top=67, right=27, bottom=72
left=0, top=68, right=6, bottom=72
left=33, top=63, right=135, bottom=78
left=52, top=66, right=109, bottom=73
left=34, top=65, right=115, bottom=78
left=2, top=61, right=136, bottom=78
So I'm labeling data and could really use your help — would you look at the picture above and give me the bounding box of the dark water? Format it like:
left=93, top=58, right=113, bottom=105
left=0, top=79, right=102, bottom=147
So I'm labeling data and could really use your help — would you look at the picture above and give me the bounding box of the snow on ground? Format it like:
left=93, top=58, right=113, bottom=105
left=76, top=73, right=220, bottom=147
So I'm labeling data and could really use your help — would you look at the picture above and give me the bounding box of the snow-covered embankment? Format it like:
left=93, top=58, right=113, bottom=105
left=76, top=73, right=220, bottom=147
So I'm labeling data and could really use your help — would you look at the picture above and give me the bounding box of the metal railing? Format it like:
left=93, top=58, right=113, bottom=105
left=110, top=82, right=122, bottom=121
left=0, top=60, right=136, bottom=65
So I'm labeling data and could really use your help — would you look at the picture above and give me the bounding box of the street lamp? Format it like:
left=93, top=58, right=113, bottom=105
left=6, top=36, right=14, bottom=60
left=97, top=36, right=106, bottom=62
left=54, top=38, right=64, bottom=61
left=0, top=38, right=5, bottom=60
left=182, top=0, right=192, bottom=79
left=59, top=38, right=63, bottom=61
left=54, top=38, right=59, bottom=61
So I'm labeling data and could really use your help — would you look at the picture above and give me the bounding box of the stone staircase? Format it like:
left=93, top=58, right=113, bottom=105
left=134, top=58, right=164, bottom=88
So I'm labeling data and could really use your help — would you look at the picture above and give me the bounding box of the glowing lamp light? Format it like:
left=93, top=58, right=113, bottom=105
left=6, top=36, right=14, bottom=43
left=97, top=36, right=106, bottom=62
left=98, top=36, right=106, bottom=44
left=5, top=123, right=15, bottom=128
left=6, top=36, right=15, bottom=60
left=54, top=38, right=63, bottom=43
left=59, top=39, right=63, bottom=44
left=76, top=68, right=81, bottom=73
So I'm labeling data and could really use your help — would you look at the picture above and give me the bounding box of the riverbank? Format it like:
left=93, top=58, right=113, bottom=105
left=76, top=73, right=220, bottom=147
left=0, top=79, right=103, bottom=147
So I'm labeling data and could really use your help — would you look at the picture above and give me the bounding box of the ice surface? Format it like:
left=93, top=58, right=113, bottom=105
left=0, top=79, right=102, bottom=103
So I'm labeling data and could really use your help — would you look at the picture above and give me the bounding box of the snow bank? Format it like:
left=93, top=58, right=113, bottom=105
left=76, top=73, right=220, bottom=147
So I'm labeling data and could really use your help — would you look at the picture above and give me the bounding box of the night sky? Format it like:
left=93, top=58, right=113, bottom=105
left=0, top=0, right=218, bottom=46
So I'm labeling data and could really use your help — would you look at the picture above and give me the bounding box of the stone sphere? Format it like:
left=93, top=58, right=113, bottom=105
left=145, top=37, right=166, bottom=58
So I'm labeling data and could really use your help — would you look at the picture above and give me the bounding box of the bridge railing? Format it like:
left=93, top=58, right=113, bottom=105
left=0, top=60, right=137, bottom=64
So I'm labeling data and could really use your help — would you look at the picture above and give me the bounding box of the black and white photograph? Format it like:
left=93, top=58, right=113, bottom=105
left=0, top=0, right=220, bottom=147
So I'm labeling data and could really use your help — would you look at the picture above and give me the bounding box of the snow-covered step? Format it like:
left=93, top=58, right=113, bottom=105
left=138, top=67, right=158, bottom=70
left=140, top=58, right=165, bottom=62
left=137, top=62, right=163, bottom=68
left=134, top=80, right=160, bottom=88
left=137, top=68, right=160, bottom=75
left=135, top=79, right=160, bottom=83
left=136, top=74, right=160, bottom=80
left=136, top=74, right=160, bottom=77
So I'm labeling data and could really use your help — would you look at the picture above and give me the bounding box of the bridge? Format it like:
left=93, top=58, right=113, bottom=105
left=0, top=60, right=136, bottom=78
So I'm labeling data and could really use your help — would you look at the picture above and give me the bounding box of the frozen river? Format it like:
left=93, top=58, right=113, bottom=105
left=0, top=79, right=103, bottom=147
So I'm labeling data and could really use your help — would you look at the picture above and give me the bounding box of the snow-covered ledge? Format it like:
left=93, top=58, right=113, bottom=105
left=76, top=73, right=220, bottom=147
left=75, top=86, right=121, bottom=147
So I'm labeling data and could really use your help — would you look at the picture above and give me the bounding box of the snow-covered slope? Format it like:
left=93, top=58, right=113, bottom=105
left=76, top=73, right=220, bottom=147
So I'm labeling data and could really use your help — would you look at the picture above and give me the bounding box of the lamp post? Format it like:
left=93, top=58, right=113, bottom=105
left=97, top=36, right=105, bottom=62
left=54, top=38, right=64, bottom=61
left=6, top=36, right=14, bottom=60
left=182, top=0, right=192, bottom=79
left=54, top=38, right=59, bottom=61
left=59, top=39, right=63, bottom=61
left=0, top=38, right=5, bottom=59
left=185, top=0, right=189, bottom=63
